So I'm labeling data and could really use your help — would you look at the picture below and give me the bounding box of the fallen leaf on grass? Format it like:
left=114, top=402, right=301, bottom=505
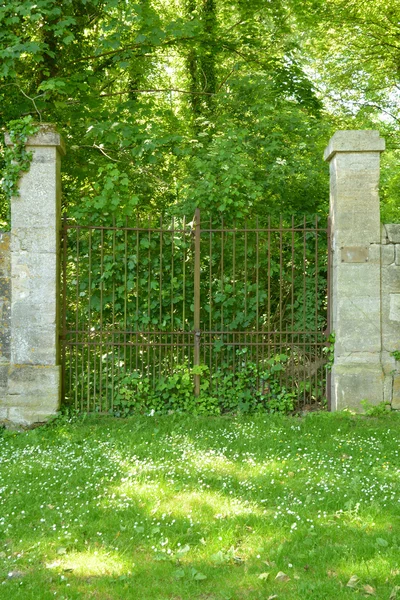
left=173, top=568, right=185, bottom=579
left=327, top=570, right=337, bottom=578
left=7, top=570, right=25, bottom=579
left=193, top=572, right=207, bottom=581
left=363, top=585, right=375, bottom=595
left=191, top=568, right=207, bottom=581
left=390, top=587, right=400, bottom=600
left=346, top=575, right=360, bottom=588
left=275, top=571, right=290, bottom=582
left=258, top=573, right=269, bottom=580
left=264, top=560, right=276, bottom=568
left=268, top=595, right=278, bottom=599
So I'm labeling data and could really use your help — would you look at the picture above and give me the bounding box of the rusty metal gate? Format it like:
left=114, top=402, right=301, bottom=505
left=61, top=210, right=328, bottom=413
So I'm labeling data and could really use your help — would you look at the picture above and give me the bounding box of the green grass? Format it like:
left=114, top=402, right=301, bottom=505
left=1, top=412, right=400, bottom=599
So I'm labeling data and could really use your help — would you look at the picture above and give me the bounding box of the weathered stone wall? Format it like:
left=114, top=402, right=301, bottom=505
left=0, top=126, right=65, bottom=426
left=0, top=232, right=10, bottom=408
left=381, top=224, right=400, bottom=408
left=324, top=130, right=385, bottom=411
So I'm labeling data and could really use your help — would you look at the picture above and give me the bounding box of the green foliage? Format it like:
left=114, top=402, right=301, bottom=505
left=391, top=350, right=400, bottom=362
left=0, top=0, right=331, bottom=230
left=0, top=116, right=39, bottom=228
left=360, top=400, right=391, bottom=417
left=323, top=332, right=335, bottom=371
left=110, top=351, right=295, bottom=417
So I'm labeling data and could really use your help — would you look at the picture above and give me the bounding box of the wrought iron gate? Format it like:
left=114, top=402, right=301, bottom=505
left=61, top=210, right=328, bottom=413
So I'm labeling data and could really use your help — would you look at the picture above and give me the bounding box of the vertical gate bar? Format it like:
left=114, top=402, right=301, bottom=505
left=255, top=217, right=259, bottom=367
left=159, top=215, right=163, bottom=382
left=220, top=214, right=224, bottom=365
left=123, top=217, right=128, bottom=390
left=76, top=228, right=81, bottom=411
left=128, top=226, right=132, bottom=387
left=209, top=216, right=213, bottom=382
left=98, top=228, right=105, bottom=411
left=244, top=219, right=248, bottom=361
left=267, top=217, right=271, bottom=360
left=61, top=215, right=68, bottom=407
left=111, top=215, right=116, bottom=412
left=326, top=217, right=332, bottom=410
left=279, top=216, right=283, bottom=388
left=303, top=215, right=307, bottom=406
left=147, top=218, right=152, bottom=387
left=182, top=215, right=186, bottom=371
left=291, top=216, right=295, bottom=397
left=315, top=215, right=319, bottom=403
left=261, top=224, right=265, bottom=374
left=194, top=208, right=201, bottom=397
left=87, top=228, right=92, bottom=413
left=171, top=216, right=175, bottom=377
left=232, top=221, right=236, bottom=374
left=135, top=217, right=139, bottom=376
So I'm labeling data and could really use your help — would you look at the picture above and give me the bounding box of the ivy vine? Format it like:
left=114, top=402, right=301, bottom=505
left=1, top=116, right=40, bottom=211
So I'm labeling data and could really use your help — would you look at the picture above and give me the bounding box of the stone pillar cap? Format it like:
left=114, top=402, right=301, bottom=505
left=324, top=130, right=385, bottom=162
left=4, top=123, right=66, bottom=156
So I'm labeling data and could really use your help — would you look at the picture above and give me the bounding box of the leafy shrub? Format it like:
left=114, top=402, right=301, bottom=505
left=112, top=350, right=295, bottom=417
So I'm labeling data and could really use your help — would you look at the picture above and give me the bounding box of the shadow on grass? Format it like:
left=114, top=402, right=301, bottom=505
left=1, top=412, right=400, bottom=599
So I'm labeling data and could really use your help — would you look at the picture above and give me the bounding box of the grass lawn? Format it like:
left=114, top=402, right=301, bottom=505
left=1, top=412, right=400, bottom=599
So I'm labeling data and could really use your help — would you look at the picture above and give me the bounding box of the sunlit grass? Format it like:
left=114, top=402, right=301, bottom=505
left=0, top=411, right=400, bottom=599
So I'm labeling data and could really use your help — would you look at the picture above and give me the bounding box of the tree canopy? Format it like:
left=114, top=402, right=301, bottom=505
left=0, top=0, right=399, bottom=226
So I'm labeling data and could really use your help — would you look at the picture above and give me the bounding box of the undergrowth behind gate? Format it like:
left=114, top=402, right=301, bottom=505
left=1, top=412, right=400, bottom=599
left=61, top=214, right=328, bottom=415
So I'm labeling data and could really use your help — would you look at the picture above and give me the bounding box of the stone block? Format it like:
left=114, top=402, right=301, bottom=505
left=392, top=375, right=400, bottom=409
left=335, top=318, right=381, bottom=354
left=368, top=244, right=380, bottom=264
left=11, top=227, right=58, bottom=254
left=335, top=352, right=383, bottom=366
left=388, top=293, right=400, bottom=322
left=380, top=350, right=397, bottom=375
left=12, top=251, right=57, bottom=279
left=5, top=125, right=66, bottom=155
left=331, top=363, right=384, bottom=412
left=384, top=224, right=400, bottom=244
left=369, top=243, right=395, bottom=266
left=382, top=264, right=400, bottom=293
left=324, top=131, right=385, bottom=162
left=11, top=326, right=57, bottom=365
left=0, top=232, right=10, bottom=277
left=4, top=392, right=59, bottom=410
left=7, top=365, right=60, bottom=395
left=383, top=244, right=395, bottom=265
left=333, top=211, right=381, bottom=245
left=381, top=309, right=400, bottom=354
left=7, top=406, right=59, bottom=426
left=335, top=262, right=380, bottom=296
left=0, top=364, right=9, bottom=389
left=384, top=375, right=393, bottom=404
left=11, top=302, right=57, bottom=327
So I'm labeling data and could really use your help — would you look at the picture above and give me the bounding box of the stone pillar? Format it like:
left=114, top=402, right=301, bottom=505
left=324, top=131, right=385, bottom=411
left=4, top=125, right=65, bottom=425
